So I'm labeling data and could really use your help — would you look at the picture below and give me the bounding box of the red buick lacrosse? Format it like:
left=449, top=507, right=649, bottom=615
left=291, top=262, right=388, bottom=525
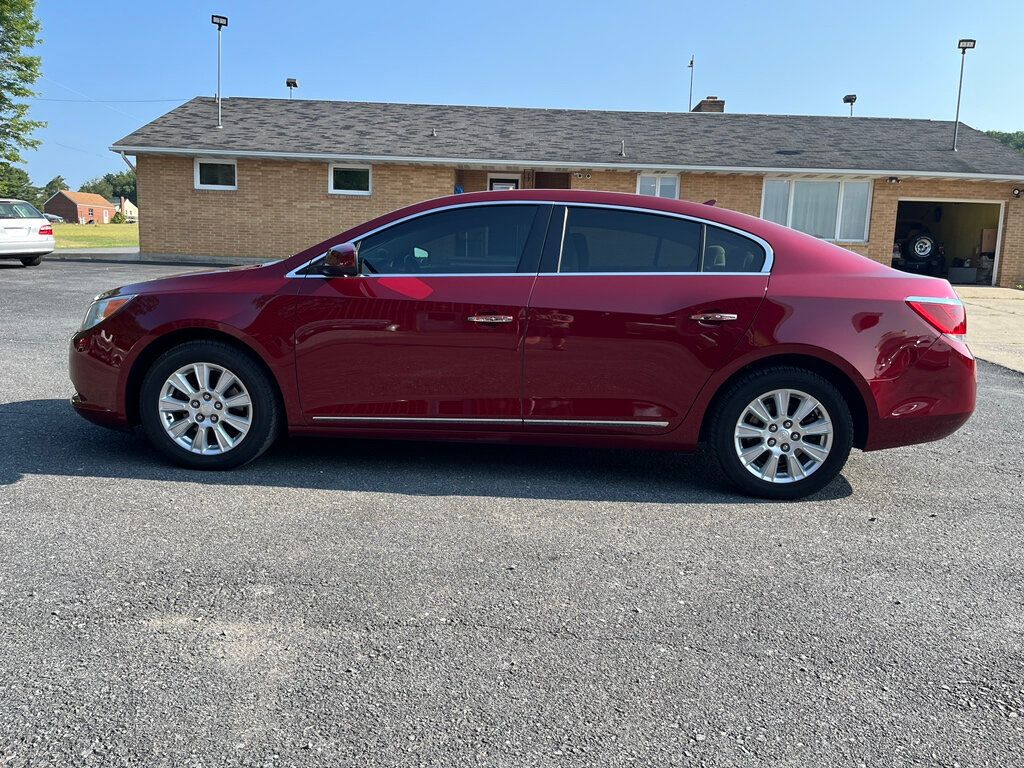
left=69, top=190, right=975, bottom=498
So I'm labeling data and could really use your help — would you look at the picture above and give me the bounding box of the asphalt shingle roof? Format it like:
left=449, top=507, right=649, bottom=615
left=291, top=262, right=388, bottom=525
left=112, top=97, right=1024, bottom=179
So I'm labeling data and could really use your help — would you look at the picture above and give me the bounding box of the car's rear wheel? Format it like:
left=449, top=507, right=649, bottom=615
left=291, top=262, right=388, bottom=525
left=709, top=367, right=853, bottom=499
left=20, top=255, right=43, bottom=267
left=139, top=340, right=280, bottom=469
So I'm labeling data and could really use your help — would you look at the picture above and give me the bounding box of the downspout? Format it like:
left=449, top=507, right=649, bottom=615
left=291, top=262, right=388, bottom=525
left=118, top=151, right=136, bottom=172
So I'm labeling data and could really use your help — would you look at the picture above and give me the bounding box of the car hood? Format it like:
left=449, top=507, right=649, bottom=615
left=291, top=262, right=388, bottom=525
left=101, top=260, right=283, bottom=299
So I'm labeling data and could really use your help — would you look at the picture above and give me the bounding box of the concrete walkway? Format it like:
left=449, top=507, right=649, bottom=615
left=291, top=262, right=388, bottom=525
left=956, top=286, right=1024, bottom=374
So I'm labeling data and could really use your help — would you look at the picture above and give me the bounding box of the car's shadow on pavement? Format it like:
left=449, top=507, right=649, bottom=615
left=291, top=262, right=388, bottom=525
left=0, top=399, right=854, bottom=503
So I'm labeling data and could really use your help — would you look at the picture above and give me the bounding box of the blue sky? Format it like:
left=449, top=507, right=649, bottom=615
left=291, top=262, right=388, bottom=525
left=21, top=0, right=1024, bottom=187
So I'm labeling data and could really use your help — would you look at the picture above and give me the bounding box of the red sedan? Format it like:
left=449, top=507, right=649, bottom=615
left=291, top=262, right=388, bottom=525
left=69, top=190, right=975, bottom=499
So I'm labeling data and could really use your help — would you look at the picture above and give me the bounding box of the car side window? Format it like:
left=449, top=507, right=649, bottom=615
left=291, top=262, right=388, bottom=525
left=559, top=207, right=701, bottom=273
left=356, top=205, right=540, bottom=275
left=702, top=225, right=767, bottom=273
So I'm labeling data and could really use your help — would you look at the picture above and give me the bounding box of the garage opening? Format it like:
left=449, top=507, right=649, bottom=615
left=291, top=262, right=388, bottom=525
left=892, top=200, right=1001, bottom=285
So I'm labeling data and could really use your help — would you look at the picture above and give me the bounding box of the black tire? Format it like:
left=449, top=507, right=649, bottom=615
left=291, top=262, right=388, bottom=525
left=20, top=255, right=43, bottom=266
left=903, top=233, right=935, bottom=261
left=708, top=366, right=853, bottom=500
left=139, top=340, right=281, bottom=470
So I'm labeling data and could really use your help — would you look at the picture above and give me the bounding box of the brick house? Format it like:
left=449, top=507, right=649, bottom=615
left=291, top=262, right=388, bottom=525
left=111, top=96, right=1024, bottom=287
left=43, top=190, right=118, bottom=224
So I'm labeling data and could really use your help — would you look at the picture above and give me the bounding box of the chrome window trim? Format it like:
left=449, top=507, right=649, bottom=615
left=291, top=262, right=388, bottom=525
left=311, top=416, right=669, bottom=428
left=285, top=199, right=775, bottom=278
left=905, top=295, right=963, bottom=306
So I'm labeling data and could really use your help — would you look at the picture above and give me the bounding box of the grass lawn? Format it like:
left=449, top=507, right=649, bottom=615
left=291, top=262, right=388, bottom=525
left=52, top=222, right=139, bottom=249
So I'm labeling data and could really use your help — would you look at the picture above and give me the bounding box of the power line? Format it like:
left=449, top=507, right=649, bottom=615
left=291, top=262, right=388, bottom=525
left=30, top=97, right=191, bottom=103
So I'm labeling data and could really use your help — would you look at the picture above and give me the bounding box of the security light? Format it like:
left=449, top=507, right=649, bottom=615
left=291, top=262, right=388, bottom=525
left=211, top=14, right=228, bottom=27
left=957, top=39, right=976, bottom=50
left=953, top=38, right=977, bottom=150
left=286, top=78, right=298, bottom=89
left=842, top=94, right=857, bottom=104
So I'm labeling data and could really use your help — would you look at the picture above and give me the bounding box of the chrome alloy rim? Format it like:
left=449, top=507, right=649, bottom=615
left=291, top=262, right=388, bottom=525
left=914, top=239, right=932, bottom=256
left=733, top=388, right=833, bottom=484
left=158, top=362, right=253, bottom=455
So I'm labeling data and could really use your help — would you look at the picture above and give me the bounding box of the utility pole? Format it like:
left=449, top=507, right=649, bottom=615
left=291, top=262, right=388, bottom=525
left=687, top=55, right=695, bottom=111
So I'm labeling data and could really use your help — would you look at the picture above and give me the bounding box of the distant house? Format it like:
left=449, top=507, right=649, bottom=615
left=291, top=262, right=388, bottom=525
left=44, top=191, right=118, bottom=224
left=107, top=196, right=139, bottom=222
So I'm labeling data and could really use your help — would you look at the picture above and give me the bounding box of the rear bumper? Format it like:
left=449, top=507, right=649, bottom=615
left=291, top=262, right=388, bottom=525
left=0, top=237, right=55, bottom=256
left=863, top=335, right=976, bottom=451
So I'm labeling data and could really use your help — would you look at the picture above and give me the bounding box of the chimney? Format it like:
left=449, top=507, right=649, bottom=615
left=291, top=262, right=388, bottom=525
left=691, top=96, right=725, bottom=113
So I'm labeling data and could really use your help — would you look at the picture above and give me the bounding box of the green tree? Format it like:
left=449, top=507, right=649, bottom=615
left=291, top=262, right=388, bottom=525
left=0, top=0, right=44, bottom=163
left=42, top=174, right=66, bottom=200
left=79, top=176, right=114, bottom=201
left=0, top=163, right=42, bottom=206
left=986, top=130, right=1024, bottom=154
left=79, top=170, right=136, bottom=204
left=104, top=169, right=136, bottom=204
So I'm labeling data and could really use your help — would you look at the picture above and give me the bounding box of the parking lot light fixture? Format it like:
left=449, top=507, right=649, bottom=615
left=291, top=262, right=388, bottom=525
left=286, top=78, right=299, bottom=99
left=953, top=38, right=976, bottom=151
left=843, top=94, right=857, bottom=117
left=211, top=15, right=228, bottom=128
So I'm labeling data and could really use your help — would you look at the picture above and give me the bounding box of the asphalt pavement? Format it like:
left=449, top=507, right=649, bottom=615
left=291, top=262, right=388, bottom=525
left=1, top=260, right=1022, bottom=766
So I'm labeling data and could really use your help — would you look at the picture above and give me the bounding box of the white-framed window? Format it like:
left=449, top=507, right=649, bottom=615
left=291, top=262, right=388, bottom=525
left=487, top=173, right=521, bottom=191
left=761, top=177, right=872, bottom=242
left=329, top=164, right=372, bottom=196
left=636, top=173, right=679, bottom=199
left=194, top=158, right=237, bottom=190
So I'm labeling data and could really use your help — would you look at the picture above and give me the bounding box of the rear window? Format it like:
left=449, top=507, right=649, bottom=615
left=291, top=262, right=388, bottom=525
left=0, top=201, right=43, bottom=219
left=557, top=207, right=767, bottom=274
left=703, top=225, right=767, bottom=272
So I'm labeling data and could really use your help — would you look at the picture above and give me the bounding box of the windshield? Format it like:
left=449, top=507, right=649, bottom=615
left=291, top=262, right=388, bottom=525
left=0, top=201, right=44, bottom=219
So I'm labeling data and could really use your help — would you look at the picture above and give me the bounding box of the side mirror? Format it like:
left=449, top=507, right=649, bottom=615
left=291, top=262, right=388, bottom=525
left=323, top=243, right=359, bottom=277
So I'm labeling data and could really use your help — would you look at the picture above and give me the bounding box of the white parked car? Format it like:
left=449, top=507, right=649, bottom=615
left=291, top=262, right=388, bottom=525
left=1, top=198, right=55, bottom=266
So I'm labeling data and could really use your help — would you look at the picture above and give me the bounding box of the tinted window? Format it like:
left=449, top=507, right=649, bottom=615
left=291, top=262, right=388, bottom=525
left=332, top=167, right=371, bottom=194
left=703, top=225, right=766, bottom=272
left=198, top=161, right=236, bottom=187
left=358, top=205, right=539, bottom=275
left=559, top=207, right=701, bottom=273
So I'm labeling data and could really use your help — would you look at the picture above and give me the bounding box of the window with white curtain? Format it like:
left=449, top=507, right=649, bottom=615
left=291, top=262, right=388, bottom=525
left=761, top=178, right=872, bottom=241
left=637, top=174, right=679, bottom=199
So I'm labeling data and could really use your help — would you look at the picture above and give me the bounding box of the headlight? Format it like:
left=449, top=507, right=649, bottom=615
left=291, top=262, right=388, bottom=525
left=81, top=294, right=136, bottom=331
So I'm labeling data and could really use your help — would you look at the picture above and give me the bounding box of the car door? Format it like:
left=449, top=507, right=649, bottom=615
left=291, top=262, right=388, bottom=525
left=523, top=205, right=770, bottom=434
left=294, top=203, right=550, bottom=428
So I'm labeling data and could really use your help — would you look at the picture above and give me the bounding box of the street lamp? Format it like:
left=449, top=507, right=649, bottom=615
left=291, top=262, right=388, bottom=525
left=211, top=14, right=228, bottom=129
left=953, top=38, right=976, bottom=151
left=286, top=78, right=299, bottom=99
left=843, top=94, right=857, bottom=117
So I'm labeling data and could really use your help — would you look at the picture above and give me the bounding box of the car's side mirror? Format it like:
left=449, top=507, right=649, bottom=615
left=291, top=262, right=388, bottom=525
left=323, top=243, right=359, bottom=277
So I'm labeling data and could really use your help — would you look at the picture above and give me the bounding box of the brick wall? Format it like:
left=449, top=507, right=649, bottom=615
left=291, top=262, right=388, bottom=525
left=679, top=173, right=763, bottom=216
left=137, top=156, right=455, bottom=258
left=139, top=155, right=1023, bottom=287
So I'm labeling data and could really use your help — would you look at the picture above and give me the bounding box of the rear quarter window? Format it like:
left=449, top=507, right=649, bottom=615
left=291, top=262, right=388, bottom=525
left=702, top=225, right=767, bottom=273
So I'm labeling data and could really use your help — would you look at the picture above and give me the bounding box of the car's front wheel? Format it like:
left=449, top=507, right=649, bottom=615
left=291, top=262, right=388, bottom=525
left=139, top=340, right=281, bottom=469
left=709, top=366, right=853, bottom=499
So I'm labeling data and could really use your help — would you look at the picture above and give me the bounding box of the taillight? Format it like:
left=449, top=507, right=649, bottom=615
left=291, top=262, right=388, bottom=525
left=906, top=296, right=967, bottom=340
left=39, top=225, right=53, bottom=236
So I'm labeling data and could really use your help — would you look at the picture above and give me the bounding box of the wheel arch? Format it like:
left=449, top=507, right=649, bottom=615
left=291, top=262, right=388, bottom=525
left=124, top=327, right=287, bottom=427
left=698, top=353, right=871, bottom=450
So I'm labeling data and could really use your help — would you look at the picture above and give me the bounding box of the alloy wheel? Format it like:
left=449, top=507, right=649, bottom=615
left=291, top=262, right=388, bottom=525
left=157, top=362, right=253, bottom=455
left=732, top=388, right=833, bottom=484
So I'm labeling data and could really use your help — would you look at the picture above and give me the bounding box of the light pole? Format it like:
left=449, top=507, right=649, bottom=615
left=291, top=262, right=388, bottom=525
left=211, top=15, right=228, bottom=129
left=687, top=55, right=694, bottom=111
left=953, top=38, right=976, bottom=151
left=843, top=94, right=857, bottom=117
left=286, top=78, right=299, bottom=99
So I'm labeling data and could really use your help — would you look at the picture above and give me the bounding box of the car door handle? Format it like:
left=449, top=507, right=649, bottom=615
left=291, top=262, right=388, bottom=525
left=467, top=314, right=515, bottom=324
left=690, top=312, right=739, bottom=323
